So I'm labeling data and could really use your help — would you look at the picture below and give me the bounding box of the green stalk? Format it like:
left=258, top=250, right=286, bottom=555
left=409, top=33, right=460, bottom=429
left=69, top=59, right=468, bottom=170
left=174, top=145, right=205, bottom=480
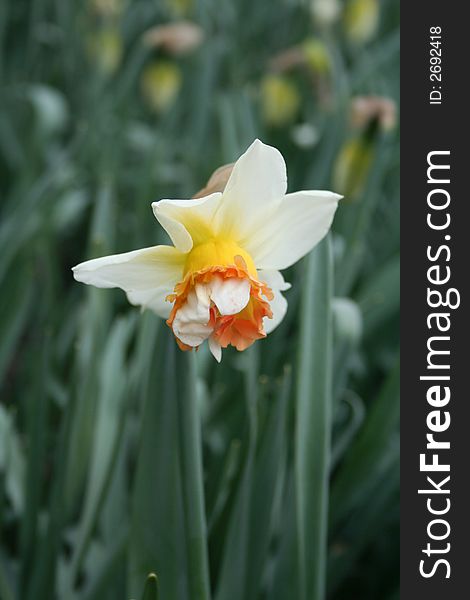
left=176, top=351, right=211, bottom=600
left=295, top=236, right=333, bottom=600
left=0, top=557, right=14, bottom=600
left=141, top=573, right=159, bottom=600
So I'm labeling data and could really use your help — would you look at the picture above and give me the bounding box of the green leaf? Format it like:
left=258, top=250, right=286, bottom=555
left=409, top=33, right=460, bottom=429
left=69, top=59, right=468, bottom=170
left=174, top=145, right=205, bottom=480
left=129, top=330, right=210, bottom=600
left=175, top=350, right=211, bottom=600
left=0, top=554, right=15, bottom=600
left=207, top=439, right=242, bottom=536
left=0, top=265, right=34, bottom=384
left=335, top=136, right=394, bottom=296
left=64, top=293, right=113, bottom=515
left=331, top=392, right=366, bottom=470
left=61, top=315, right=135, bottom=595
left=268, top=472, right=298, bottom=600
left=63, top=182, right=117, bottom=517
left=0, top=405, right=25, bottom=515
left=141, top=573, right=159, bottom=600
left=244, top=368, right=291, bottom=600
left=329, top=360, right=400, bottom=530
left=356, top=254, right=400, bottom=339
left=19, top=337, right=51, bottom=598
left=295, top=236, right=333, bottom=600
left=328, top=446, right=399, bottom=593
left=128, top=331, right=187, bottom=599
left=214, top=345, right=260, bottom=600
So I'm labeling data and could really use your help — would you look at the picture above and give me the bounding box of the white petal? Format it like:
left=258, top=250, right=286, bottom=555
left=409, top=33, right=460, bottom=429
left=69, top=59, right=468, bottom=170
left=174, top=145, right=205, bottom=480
left=172, top=283, right=213, bottom=347
left=208, top=336, right=222, bottom=362
left=264, top=291, right=288, bottom=334
left=259, top=269, right=290, bottom=334
left=243, top=190, right=341, bottom=271
left=214, top=139, right=287, bottom=239
left=128, top=287, right=174, bottom=317
left=72, top=245, right=185, bottom=318
left=209, top=276, right=251, bottom=316
left=152, top=192, right=222, bottom=252
left=258, top=269, right=291, bottom=292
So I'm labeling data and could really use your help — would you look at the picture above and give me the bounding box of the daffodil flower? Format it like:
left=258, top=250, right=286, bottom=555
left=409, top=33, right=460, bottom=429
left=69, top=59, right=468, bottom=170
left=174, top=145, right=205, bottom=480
left=72, top=140, right=340, bottom=361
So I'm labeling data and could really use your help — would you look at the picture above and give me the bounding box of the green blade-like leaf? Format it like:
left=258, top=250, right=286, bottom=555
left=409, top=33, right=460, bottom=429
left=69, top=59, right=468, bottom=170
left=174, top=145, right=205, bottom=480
left=0, top=554, right=15, bottom=600
left=268, top=472, right=298, bottom=600
left=19, top=336, right=51, bottom=598
left=64, top=182, right=115, bottom=515
left=141, top=573, right=159, bottom=600
left=329, top=360, right=400, bottom=530
left=128, top=330, right=188, bottom=599
left=295, top=236, right=333, bottom=600
left=214, top=346, right=259, bottom=600
left=175, top=350, right=211, bottom=600
left=129, top=338, right=211, bottom=600
left=61, top=315, right=134, bottom=594
left=356, top=254, right=400, bottom=340
left=245, top=368, right=291, bottom=600
left=328, top=445, right=399, bottom=593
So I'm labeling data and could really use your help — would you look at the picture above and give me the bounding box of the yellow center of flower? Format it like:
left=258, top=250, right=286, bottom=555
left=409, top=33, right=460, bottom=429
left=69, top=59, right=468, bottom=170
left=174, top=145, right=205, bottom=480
left=184, top=239, right=257, bottom=278
left=167, top=240, right=273, bottom=354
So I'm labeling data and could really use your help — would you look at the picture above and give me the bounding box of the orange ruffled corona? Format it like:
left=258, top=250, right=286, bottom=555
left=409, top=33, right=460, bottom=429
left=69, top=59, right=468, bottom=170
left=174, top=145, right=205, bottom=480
left=166, top=255, right=273, bottom=352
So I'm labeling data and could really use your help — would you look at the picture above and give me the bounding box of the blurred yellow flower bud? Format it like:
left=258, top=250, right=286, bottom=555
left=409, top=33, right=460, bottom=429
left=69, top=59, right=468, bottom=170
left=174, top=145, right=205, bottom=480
left=143, top=21, right=204, bottom=56
left=301, top=38, right=331, bottom=75
left=141, top=61, right=182, bottom=113
left=260, top=75, right=301, bottom=127
left=87, top=29, right=123, bottom=75
left=333, top=138, right=373, bottom=198
left=351, top=96, right=397, bottom=131
left=343, top=0, right=379, bottom=45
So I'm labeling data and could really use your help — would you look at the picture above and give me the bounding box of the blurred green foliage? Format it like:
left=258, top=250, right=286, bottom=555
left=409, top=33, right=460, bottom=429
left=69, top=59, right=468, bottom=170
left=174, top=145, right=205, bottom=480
left=0, top=0, right=399, bottom=598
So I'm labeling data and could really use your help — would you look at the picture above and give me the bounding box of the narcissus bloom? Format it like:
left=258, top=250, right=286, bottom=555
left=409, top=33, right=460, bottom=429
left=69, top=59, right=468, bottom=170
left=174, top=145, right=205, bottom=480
left=73, top=140, right=340, bottom=361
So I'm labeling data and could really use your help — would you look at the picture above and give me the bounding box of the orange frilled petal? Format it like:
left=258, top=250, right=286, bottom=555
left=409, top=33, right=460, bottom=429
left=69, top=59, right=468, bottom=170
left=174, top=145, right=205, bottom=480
left=166, top=255, right=273, bottom=352
left=212, top=285, right=273, bottom=351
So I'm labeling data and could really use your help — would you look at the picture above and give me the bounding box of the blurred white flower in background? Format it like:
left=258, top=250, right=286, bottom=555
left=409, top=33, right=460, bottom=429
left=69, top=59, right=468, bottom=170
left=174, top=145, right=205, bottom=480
left=291, top=123, right=319, bottom=149
left=311, top=0, right=342, bottom=26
